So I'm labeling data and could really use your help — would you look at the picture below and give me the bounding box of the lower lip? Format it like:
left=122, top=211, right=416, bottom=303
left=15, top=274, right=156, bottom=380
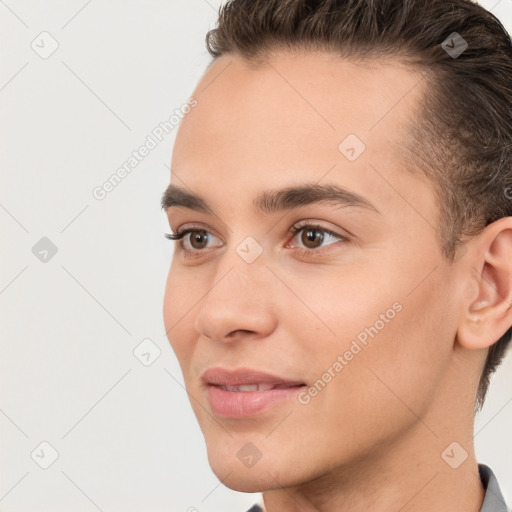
left=206, top=385, right=304, bottom=418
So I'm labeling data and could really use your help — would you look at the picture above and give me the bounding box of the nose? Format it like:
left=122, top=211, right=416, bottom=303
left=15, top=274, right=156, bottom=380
left=194, top=263, right=278, bottom=344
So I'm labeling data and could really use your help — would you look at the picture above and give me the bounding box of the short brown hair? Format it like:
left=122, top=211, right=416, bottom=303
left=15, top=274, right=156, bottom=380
left=204, top=0, right=512, bottom=410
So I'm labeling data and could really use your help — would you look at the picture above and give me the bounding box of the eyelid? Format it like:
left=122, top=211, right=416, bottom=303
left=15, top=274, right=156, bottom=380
left=165, top=223, right=223, bottom=250
left=170, top=219, right=348, bottom=238
left=168, top=222, right=222, bottom=240
left=287, top=219, right=349, bottom=239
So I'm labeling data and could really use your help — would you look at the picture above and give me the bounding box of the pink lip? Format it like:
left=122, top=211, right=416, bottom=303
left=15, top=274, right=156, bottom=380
left=202, top=367, right=306, bottom=418
left=201, top=367, right=304, bottom=387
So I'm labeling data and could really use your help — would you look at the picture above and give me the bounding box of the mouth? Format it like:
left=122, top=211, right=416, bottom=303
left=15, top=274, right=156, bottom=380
left=215, top=383, right=305, bottom=392
left=201, top=367, right=307, bottom=418
left=201, top=366, right=305, bottom=387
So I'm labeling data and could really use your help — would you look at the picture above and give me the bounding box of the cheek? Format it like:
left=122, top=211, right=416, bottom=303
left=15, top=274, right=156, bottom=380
left=286, top=255, right=454, bottom=403
left=319, top=269, right=454, bottom=421
left=163, top=266, right=178, bottom=342
left=163, top=264, right=197, bottom=362
left=279, top=262, right=401, bottom=362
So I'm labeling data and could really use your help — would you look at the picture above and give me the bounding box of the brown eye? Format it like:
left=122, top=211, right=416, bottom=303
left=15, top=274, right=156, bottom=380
left=165, top=227, right=223, bottom=254
left=301, top=228, right=325, bottom=249
left=288, top=222, right=346, bottom=254
left=188, top=230, right=210, bottom=250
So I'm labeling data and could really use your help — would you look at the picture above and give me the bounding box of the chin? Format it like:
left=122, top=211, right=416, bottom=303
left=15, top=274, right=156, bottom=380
left=205, top=440, right=310, bottom=493
left=205, top=441, right=265, bottom=491
left=207, top=456, right=279, bottom=493
left=219, top=471, right=272, bottom=493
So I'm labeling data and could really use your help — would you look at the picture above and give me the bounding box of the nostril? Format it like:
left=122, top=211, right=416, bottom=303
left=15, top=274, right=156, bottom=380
left=226, top=329, right=255, bottom=338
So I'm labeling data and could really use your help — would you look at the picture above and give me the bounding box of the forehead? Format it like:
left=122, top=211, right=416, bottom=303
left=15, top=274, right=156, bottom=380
left=170, top=51, right=432, bottom=219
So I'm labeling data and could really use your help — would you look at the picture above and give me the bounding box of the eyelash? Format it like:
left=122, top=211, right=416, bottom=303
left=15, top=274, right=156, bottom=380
left=164, top=221, right=348, bottom=259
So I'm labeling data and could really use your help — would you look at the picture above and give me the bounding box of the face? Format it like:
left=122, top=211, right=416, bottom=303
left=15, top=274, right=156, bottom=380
left=163, top=51, right=463, bottom=492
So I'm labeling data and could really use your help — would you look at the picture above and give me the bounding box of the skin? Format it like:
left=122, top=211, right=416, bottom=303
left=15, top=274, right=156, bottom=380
left=163, top=50, right=512, bottom=512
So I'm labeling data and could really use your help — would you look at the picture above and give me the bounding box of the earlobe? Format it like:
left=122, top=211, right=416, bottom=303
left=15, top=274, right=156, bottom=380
left=457, top=217, right=512, bottom=351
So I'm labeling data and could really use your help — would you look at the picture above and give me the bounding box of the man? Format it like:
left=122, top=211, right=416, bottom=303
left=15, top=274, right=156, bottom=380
left=162, top=0, right=511, bottom=510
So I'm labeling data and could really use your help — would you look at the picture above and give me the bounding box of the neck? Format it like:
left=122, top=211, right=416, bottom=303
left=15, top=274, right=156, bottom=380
left=261, top=421, right=485, bottom=512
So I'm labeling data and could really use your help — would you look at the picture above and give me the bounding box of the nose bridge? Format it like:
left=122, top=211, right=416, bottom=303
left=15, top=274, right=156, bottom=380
left=193, top=245, right=276, bottom=342
left=210, top=230, right=270, bottom=298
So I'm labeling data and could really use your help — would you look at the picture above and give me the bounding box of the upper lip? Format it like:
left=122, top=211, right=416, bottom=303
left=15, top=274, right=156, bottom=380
left=201, top=367, right=305, bottom=387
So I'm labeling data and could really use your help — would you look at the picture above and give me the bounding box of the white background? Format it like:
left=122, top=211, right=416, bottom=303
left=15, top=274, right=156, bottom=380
left=0, top=1, right=510, bottom=511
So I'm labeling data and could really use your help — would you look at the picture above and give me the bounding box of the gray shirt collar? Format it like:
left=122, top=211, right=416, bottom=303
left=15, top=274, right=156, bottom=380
left=479, top=464, right=509, bottom=512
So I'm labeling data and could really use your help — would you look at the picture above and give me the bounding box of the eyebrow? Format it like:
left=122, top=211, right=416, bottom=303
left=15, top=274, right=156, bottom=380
left=161, top=183, right=380, bottom=215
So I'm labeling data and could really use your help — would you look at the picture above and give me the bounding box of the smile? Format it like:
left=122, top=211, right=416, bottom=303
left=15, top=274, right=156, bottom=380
left=201, top=366, right=306, bottom=418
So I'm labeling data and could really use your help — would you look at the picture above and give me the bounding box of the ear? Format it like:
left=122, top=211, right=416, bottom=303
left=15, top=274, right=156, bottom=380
left=457, top=216, right=512, bottom=350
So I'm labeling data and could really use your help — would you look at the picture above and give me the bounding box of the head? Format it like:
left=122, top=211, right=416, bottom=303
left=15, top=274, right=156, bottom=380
left=163, top=0, right=512, bottom=493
